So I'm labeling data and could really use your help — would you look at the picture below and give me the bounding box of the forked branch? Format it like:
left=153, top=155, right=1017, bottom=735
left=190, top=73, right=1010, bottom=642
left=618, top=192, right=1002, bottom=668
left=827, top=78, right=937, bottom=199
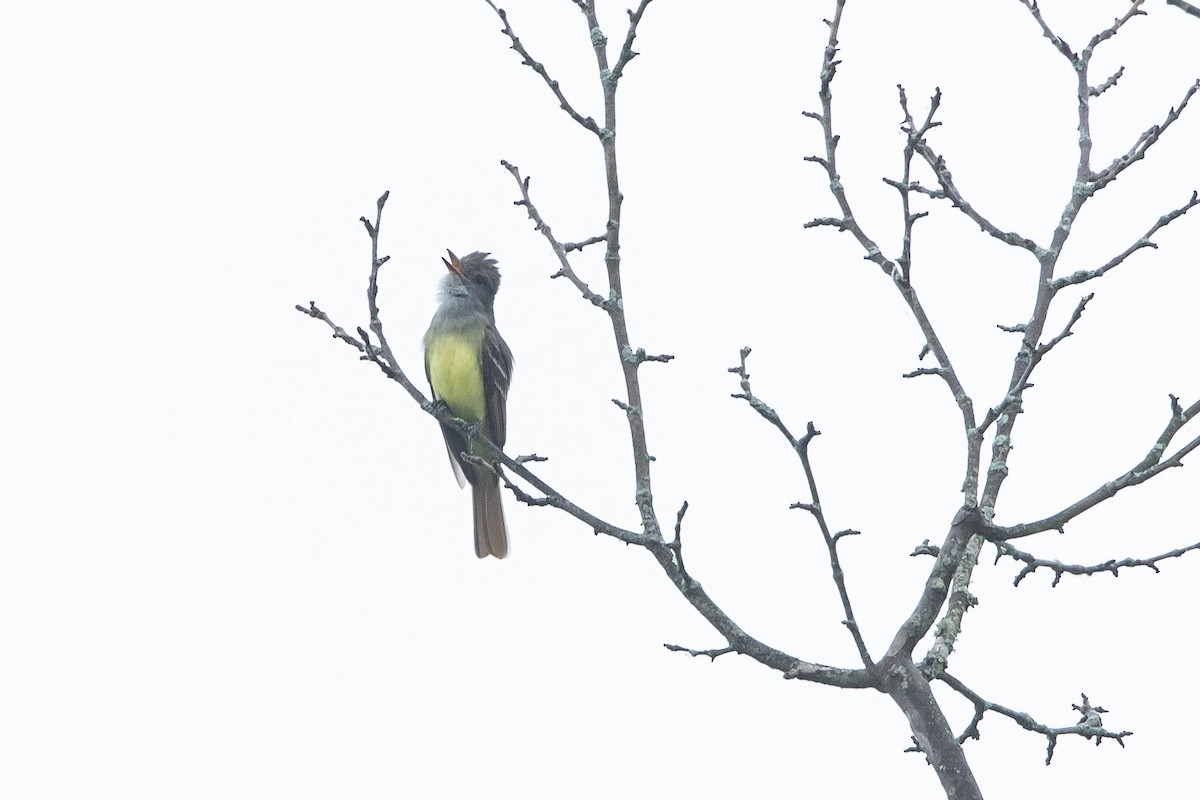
left=487, top=0, right=877, bottom=689
left=995, top=396, right=1200, bottom=540
left=499, top=159, right=611, bottom=310
left=729, top=347, right=873, bottom=668
left=940, top=675, right=1132, bottom=764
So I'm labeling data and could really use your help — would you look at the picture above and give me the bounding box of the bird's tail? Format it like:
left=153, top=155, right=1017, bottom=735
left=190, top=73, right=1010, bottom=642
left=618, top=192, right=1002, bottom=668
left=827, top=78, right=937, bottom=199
left=472, top=475, right=509, bottom=559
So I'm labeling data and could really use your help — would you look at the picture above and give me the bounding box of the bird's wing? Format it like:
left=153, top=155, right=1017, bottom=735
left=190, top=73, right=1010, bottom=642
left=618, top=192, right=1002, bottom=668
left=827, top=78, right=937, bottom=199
left=481, top=322, right=514, bottom=448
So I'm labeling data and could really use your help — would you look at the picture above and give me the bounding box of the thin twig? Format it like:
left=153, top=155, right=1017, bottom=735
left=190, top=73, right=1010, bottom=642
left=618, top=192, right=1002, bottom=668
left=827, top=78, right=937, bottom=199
left=1050, top=192, right=1200, bottom=291
left=294, top=301, right=368, bottom=353
left=611, top=1, right=653, bottom=82
left=903, top=95, right=1042, bottom=255
left=889, top=84, right=940, bottom=282
left=667, top=500, right=690, bottom=574
left=500, top=159, right=611, bottom=309
left=1092, top=80, right=1200, bottom=193
left=662, top=644, right=734, bottom=661
left=994, top=539, right=1200, bottom=587
left=1016, top=0, right=1076, bottom=59
left=483, top=1, right=601, bottom=134
left=564, top=234, right=609, bottom=252
left=363, top=192, right=404, bottom=379
left=1089, top=65, right=1125, bottom=97
left=977, top=293, right=1094, bottom=438
left=729, top=347, right=873, bottom=668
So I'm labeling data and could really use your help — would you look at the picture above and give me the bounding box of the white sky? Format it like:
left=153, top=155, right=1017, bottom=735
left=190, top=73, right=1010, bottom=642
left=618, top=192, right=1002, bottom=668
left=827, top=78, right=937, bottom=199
left=4, top=1, right=1199, bottom=797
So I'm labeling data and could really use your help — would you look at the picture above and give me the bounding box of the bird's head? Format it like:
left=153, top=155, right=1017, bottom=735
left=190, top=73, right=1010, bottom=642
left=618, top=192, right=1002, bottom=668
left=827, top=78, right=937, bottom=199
left=442, top=249, right=502, bottom=306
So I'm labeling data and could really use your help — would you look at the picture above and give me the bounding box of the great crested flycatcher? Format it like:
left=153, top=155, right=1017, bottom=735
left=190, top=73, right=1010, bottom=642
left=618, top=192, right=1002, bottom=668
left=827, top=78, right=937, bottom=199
left=423, top=250, right=514, bottom=559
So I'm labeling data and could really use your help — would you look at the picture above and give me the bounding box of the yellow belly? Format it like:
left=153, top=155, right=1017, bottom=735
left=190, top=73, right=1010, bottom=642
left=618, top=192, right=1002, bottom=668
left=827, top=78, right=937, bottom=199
left=426, top=333, right=486, bottom=424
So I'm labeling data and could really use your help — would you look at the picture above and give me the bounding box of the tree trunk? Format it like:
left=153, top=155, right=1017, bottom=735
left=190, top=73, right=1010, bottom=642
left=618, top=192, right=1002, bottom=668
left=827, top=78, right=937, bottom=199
left=882, top=657, right=983, bottom=800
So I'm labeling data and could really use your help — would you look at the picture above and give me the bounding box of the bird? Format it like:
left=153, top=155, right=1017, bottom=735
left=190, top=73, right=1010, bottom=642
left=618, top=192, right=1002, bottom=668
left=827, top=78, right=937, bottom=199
left=423, top=250, right=514, bottom=558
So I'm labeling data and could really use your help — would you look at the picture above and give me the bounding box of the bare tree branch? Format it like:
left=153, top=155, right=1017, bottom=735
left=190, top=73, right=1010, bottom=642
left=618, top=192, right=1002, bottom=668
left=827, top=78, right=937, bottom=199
left=1166, top=0, right=1200, bottom=18
left=500, top=159, right=612, bottom=309
left=728, top=347, right=873, bottom=668
left=492, top=0, right=877, bottom=690
left=1087, top=1, right=1148, bottom=51
left=975, top=292, right=1095, bottom=444
left=294, top=301, right=368, bottom=354
left=940, top=676, right=1132, bottom=764
left=886, top=85, right=939, bottom=281
left=807, top=8, right=1006, bottom=710
left=978, top=2, right=1158, bottom=488
left=1090, top=65, right=1125, bottom=97
left=800, top=6, right=895, bottom=277
left=665, top=500, right=690, bottom=573
left=902, top=88, right=1042, bottom=255
left=1092, top=79, right=1200, bottom=193
left=483, top=1, right=601, bottom=134
left=804, top=6, right=981, bottom=508
left=567, top=0, right=662, bottom=543
left=920, top=538, right=981, bottom=678
left=910, top=540, right=941, bottom=558
left=492, top=2, right=863, bottom=685
left=662, top=643, right=735, bottom=660
left=995, top=396, right=1200, bottom=540
left=564, top=234, right=609, bottom=252
left=885, top=508, right=989, bottom=662
left=1018, top=0, right=1146, bottom=61
left=362, top=193, right=404, bottom=378
left=994, top=538, right=1200, bottom=587
left=804, top=5, right=1196, bottom=787
left=1050, top=191, right=1200, bottom=291
left=612, top=1, right=652, bottom=81
left=1017, top=0, right=1078, bottom=59
left=902, top=366, right=948, bottom=379
left=299, top=191, right=425, bottom=404
left=900, top=17, right=1185, bottom=705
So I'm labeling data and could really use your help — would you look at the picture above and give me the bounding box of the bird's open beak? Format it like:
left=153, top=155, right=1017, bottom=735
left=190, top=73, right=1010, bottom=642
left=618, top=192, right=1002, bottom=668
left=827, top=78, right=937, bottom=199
left=441, top=249, right=464, bottom=277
